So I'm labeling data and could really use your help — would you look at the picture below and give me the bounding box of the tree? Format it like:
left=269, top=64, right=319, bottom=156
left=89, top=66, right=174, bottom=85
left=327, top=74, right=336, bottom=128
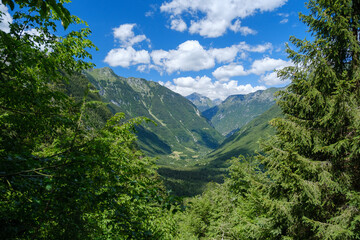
left=0, top=1, right=173, bottom=238
left=232, top=0, right=360, bottom=238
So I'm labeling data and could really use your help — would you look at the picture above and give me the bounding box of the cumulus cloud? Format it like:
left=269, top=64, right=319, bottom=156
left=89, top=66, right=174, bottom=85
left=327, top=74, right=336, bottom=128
left=237, top=42, right=273, bottom=53
left=259, top=71, right=290, bottom=85
left=104, top=24, right=274, bottom=74
left=209, top=45, right=240, bottom=63
left=230, top=19, right=257, bottom=36
left=212, top=57, right=292, bottom=82
left=161, top=75, right=266, bottom=100
left=249, top=57, right=291, bottom=74
left=0, top=3, right=12, bottom=33
left=104, top=47, right=150, bottom=67
left=212, top=64, right=247, bottom=81
left=160, top=0, right=287, bottom=37
left=104, top=24, right=151, bottom=67
left=150, top=40, right=272, bottom=74
left=112, top=24, right=149, bottom=47
left=250, top=57, right=293, bottom=86
left=170, top=18, right=187, bottom=32
left=151, top=40, right=215, bottom=73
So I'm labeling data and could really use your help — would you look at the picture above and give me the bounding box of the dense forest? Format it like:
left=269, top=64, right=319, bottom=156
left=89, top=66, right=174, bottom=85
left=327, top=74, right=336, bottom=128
left=1, top=0, right=360, bottom=239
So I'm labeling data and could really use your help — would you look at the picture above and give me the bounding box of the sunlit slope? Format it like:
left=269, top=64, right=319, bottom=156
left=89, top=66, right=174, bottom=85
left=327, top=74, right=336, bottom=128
left=203, top=88, right=278, bottom=136
left=206, top=104, right=282, bottom=168
left=85, top=67, right=224, bottom=165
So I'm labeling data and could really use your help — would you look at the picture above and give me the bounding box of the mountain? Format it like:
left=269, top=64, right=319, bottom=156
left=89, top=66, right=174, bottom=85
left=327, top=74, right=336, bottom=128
left=202, top=88, right=279, bottom=136
left=205, top=104, right=282, bottom=168
left=84, top=67, right=224, bottom=166
left=186, top=92, right=219, bottom=112
left=158, top=104, right=283, bottom=197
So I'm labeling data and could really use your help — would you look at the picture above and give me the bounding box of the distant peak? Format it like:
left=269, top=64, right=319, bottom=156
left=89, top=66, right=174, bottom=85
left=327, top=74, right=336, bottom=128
left=187, top=92, right=203, bottom=98
left=98, top=67, right=115, bottom=74
left=87, top=67, right=116, bottom=76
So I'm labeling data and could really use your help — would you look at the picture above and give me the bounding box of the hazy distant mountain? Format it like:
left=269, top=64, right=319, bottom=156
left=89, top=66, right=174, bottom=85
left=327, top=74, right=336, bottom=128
left=202, top=88, right=279, bottom=136
left=84, top=68, right=224, bottom=165
left=186, top=92, right=219, bottom=112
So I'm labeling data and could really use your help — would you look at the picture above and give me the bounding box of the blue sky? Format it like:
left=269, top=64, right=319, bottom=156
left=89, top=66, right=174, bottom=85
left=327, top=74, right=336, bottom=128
left=1, top=0, right=309, bottom=100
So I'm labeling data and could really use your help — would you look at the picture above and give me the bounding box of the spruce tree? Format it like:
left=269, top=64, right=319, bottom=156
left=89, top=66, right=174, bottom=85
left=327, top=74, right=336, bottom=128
left=241, top=0, right=360, bottom=238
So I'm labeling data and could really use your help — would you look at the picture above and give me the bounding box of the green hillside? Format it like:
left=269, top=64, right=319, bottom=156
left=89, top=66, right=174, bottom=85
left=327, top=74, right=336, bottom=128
left=159, top=104, right=283, bottom=196
left=203, top=88, right=278, bottom=136
left=84, top=68, right=224, bottom=166
left=205, top=104, right=283, bottom=168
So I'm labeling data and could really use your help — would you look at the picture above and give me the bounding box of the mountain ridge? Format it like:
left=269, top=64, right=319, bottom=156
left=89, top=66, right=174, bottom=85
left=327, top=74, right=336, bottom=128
left=185, top=92, right=219, bottom=112
left=84, top=68, right=224, bottom=166
left=202, top=87, right=279, bottom=136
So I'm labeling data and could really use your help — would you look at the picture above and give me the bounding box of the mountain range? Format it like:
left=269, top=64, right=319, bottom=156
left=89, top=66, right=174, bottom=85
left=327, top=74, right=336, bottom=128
left=205, top=104, right=282, bottom=168
left=202, top=88, right=278, bottom=136
left=84, top=68, right=224, bottom=166
left=185, top=92, right=221, bottom=112
left=79, top=67, right=283, bottom=196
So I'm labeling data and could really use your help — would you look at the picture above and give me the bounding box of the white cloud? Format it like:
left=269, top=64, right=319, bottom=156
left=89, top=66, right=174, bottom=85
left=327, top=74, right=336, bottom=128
left=212, top=57, right=292, bottom=81
left=104, top=47, right=150, bottom=67
left=278, top=13, right=289, bottom=17
left=230, top=19, right=257, bottom=36
left=145, top=11, right=154, bottom=17
left=160, top=0, right=287, bottom=37
left=260, top=71, right=290, bottom=85
left=161, top=75, right=266, bottom=100
left=250, top=57, right=293, bottom=86
left=112, top=24, right=148, bottom=47
left=249, top=57, right=291, bottom=74
left=209, top=45, right=240, bottom=63
left=0, top=3, right=12, bottom=33
left=212, top=64, right=247, bottom=81
left=237, top=41, right=273, bottom=53
left=104, top=24, right=151, bottom=67
left=150, top=40, right=215, bottom=73
left=149, top=40, right=272, bottom=74
left=278, top=13, right=289, bottom=24
left=170, top=18, right=187, bottom=32
left=105, top=25, right=275, bottom=76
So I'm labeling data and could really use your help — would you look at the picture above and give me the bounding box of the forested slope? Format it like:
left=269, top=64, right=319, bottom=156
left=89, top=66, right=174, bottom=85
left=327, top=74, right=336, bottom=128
left=85, top=68, right=224, bottom=166
left=203, top=88, right=278, bottom=136
left=206, top=104, right=282, bottom=168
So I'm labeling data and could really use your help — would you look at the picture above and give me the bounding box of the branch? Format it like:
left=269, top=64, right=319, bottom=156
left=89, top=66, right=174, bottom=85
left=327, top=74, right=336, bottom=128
left=0, top=162, right=72, bottom=178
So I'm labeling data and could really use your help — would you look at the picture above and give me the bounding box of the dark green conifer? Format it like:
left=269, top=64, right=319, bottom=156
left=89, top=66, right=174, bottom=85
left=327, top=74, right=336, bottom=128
left=252, top=0, right=360, bottom=238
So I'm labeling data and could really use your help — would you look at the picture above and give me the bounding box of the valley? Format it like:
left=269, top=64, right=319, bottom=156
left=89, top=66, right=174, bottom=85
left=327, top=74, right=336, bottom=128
left=83, top=67, right=280, bottom=196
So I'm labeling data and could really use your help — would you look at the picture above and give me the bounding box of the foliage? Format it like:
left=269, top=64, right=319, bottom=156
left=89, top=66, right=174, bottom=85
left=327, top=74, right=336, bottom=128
left=254, top=0, right=360, bottom=238
left=173, top=156, right=270, bottom=240
left=175, top=0, right=360, bottom=239
left=0, top=1, right=176, bottom=239
left=211, top=0, right=360, bottom=239
left=158, top=166, right=225, bottom=197
left=206, top=104, right=282, bottom=168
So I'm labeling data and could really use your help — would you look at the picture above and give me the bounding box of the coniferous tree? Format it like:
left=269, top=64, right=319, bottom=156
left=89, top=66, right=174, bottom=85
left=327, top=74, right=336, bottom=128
left=241, top=0, right=360, bottom=238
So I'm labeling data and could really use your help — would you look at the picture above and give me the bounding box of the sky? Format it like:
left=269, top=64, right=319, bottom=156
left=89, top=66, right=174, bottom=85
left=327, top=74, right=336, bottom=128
left=1, top=0, right=309, bottom=100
